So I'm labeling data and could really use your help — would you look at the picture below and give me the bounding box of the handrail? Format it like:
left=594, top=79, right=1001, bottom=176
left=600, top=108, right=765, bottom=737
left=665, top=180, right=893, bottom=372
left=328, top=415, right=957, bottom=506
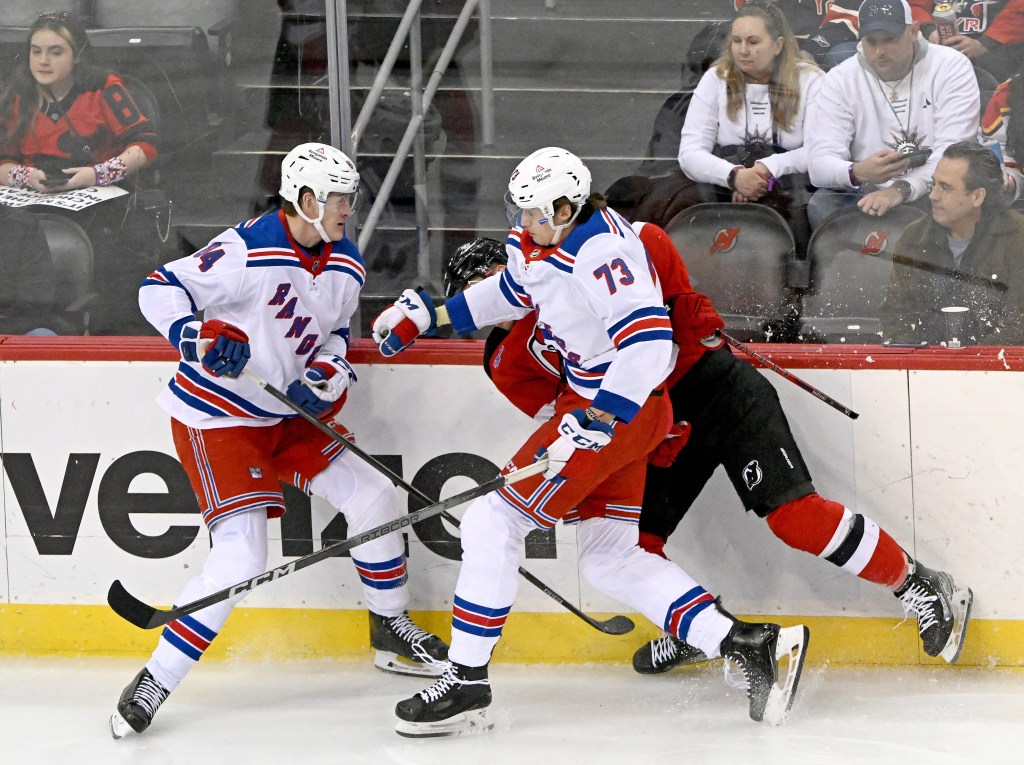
left=349, top=0, right=426, bottom=152
left=342, top=0, right=486, bottom=283
left=326, top=0, right=354, bottom=157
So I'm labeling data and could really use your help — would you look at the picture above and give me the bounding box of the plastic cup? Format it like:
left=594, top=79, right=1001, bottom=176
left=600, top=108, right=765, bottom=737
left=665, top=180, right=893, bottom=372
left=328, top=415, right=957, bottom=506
left=941, top=306, right=969, bottom=349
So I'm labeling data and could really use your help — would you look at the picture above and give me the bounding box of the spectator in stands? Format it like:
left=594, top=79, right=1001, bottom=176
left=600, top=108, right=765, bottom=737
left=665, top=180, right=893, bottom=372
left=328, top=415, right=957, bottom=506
left=678, top=0, right=823, bottom=251
left=0, top=206, right=63, bottom=335
left=881, top=140, right=1024, bottom=344
left=736, top=0, right=862, bottom=70
left=0, top=11, right=159, bottom=335
left=908, top=0, right=1024, bottom=83
left=806, top=0, right=980, bottom=229
left=0, top=11, right=156, bottom=192
left=980, top=73, right=1024, bottom=200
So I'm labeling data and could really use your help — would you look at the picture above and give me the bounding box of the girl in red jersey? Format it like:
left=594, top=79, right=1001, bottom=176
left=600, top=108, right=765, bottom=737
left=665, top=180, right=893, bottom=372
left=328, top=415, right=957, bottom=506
left=0, top=11, right=156, bottom=193
left=0, top=11, right=161, bottom=335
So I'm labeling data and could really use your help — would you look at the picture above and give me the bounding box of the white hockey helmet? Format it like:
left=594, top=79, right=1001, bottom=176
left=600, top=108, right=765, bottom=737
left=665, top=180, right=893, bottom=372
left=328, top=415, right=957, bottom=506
left=280, top=142, right=359, bottom=205
left=279, top=143, right=359, bottom=242
left=506, top=146, right=592, bottom=226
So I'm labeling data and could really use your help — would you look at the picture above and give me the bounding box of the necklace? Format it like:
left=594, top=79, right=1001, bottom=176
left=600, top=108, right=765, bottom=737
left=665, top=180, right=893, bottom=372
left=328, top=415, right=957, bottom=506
left=874, top=64, right=915, bottom=134
left=877, top=71, right=910, bottom=102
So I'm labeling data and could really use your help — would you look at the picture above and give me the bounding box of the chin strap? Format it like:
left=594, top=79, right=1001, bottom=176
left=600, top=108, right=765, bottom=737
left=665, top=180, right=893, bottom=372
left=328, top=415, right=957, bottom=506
left=547, top=204, right=583, bottom=245
left=296, top=201, right=332, bottom=243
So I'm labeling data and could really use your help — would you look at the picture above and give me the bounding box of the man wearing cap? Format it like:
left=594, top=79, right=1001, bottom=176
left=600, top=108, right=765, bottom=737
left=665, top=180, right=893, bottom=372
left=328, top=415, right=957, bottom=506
left=806, top=0, right=980, bottom=228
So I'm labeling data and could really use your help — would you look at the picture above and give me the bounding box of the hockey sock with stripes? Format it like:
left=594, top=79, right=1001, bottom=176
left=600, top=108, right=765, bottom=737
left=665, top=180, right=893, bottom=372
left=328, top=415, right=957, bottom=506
left=766, top=493, right=910, bottom=589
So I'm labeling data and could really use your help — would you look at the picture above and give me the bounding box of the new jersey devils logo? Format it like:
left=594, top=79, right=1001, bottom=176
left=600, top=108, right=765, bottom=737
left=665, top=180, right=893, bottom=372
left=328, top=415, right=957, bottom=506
left=861, top=230, right=888, bottom=256
left=742, top=460, right=763, bottom=490
left=710, top=227, right=740, bottom=255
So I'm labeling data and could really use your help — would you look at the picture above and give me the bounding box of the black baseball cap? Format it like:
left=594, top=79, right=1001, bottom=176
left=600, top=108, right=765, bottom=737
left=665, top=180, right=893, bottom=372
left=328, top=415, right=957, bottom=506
left=858, top=0, right=913, bottom=38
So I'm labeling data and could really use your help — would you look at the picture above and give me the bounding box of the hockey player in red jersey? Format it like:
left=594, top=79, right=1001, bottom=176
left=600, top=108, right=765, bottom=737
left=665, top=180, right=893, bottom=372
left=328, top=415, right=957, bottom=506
left=108, top=143, right=448, bottom=739
left=373, top=147, right=810, bottom=736
left=440, top=222, right=973, bottom=678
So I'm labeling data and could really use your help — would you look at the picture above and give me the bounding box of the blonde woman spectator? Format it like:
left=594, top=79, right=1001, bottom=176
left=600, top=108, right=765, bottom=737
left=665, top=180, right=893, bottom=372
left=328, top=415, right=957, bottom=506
left=678, top=0, right=822, bottom=248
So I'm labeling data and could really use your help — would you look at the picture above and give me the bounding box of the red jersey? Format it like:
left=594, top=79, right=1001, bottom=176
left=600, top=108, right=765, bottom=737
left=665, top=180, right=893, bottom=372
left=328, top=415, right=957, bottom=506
left=483, top=318, right=562, bottom=419
left=1, top=73, right=157, bottom=173
left=482, top=220, right=721, bottom=417
left=909, top=0, right=1024, bottom=45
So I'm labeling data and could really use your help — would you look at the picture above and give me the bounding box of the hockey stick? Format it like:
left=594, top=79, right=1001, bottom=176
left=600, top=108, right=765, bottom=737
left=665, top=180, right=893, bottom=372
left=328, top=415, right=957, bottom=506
left=721, top=332, right=860, bottom=420
left=107, top=459, right=549, bottom=630
left=242, top=369, right=635, bottom=636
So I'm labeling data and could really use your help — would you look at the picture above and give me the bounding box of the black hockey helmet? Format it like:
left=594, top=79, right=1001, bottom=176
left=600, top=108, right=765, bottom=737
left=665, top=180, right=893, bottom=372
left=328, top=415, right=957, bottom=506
left=443, top=238, right=507, bottom=298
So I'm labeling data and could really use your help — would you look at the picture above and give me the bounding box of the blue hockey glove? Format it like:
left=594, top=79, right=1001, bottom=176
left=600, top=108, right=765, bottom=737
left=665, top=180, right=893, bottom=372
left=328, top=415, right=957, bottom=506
left=286, top=379, right=334, bottom=419
left=179, top=319, right=251, bottom=378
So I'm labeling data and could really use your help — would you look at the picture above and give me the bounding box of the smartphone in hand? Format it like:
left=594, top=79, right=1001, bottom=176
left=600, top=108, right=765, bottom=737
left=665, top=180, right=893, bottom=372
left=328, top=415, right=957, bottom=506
left=39, top=176, right=69, bottom=188
left=900, top=148, right=932, bottom=169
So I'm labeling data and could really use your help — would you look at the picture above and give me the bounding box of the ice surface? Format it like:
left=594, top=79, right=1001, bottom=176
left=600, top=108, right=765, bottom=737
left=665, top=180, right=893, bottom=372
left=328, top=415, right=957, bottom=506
left=2, top=656, right=1021, bottom=764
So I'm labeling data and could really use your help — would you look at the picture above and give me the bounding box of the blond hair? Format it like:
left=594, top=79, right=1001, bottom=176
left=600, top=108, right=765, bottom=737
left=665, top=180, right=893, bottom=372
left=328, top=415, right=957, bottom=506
left=714, top=1, right=813, bottom=132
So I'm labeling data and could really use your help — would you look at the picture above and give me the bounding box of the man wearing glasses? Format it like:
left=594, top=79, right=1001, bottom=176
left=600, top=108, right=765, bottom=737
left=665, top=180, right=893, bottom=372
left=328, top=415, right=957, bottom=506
left=882, top=140, right=1024, bottom=344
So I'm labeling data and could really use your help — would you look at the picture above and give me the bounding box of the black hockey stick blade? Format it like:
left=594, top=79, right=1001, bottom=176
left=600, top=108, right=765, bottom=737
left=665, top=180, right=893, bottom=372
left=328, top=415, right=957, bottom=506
left=514, top=566, right=635, bottom=634
left=107, top=458, right=549, bottom=630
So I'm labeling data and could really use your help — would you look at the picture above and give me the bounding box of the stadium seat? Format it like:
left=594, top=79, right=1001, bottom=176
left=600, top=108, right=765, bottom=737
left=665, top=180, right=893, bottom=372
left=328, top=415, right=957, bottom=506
left=86, top=27, right=216, bottom=165
left=800, top=205, right=925, bottom=343
left=665, top=202, right=801, bottom=342
left=974, top=65, right=1001, bottom=115
left=34, top=213, right=98, bottom=335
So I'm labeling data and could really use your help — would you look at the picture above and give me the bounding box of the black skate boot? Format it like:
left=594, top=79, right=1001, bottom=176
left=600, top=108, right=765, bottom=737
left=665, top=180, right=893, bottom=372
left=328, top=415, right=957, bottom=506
left=895, top=561, right=973, bottom=663
left=395, top=661, right=492, bottom=738
left=370, top=610, right=448, bottom=676
left=632, top=635, right=710, bottom=674
left=109, top=668, right=170, bottom=739
left=720, top=621, right=809, bottom=725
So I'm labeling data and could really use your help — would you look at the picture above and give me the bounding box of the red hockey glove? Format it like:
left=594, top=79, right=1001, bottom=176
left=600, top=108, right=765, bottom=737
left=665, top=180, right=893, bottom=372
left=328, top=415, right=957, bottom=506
left=648, top=421, right=691, bottom=468
left=671, top=293, right=724, bottom=350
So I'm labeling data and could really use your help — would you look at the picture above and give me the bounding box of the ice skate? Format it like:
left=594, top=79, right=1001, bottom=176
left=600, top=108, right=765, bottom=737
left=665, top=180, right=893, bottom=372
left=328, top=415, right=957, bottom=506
left=895, top=561, right=974, bottom=664
left=370, top=610, right=448, bottom=677
left=395, top=662, right=493, bottom=738
left=632, top=635, right=711, bottom=674
left=109, top=668, right=169, bottom=739
left=720, top=621, right=809, bottom=725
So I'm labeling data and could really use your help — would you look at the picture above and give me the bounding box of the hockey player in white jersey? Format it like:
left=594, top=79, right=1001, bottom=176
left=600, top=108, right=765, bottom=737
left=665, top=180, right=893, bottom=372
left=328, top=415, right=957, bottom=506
left=109, top=143, right=448, bottom=739
left=371, top=147, right=809, bottom=736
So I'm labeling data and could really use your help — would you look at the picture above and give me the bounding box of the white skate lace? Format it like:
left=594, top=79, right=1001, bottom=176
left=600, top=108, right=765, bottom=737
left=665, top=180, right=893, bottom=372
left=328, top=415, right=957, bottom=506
left=898, top=584, right=940, bottom=635
left=650, top=636, right=680, bottom=667
left=387, top=612, right=442, bottom=664
left=418, top=664, right=489, bottom=703
left=134, top=675, right=169, bottom=719
left=722, top=657, right=749, bottom=690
